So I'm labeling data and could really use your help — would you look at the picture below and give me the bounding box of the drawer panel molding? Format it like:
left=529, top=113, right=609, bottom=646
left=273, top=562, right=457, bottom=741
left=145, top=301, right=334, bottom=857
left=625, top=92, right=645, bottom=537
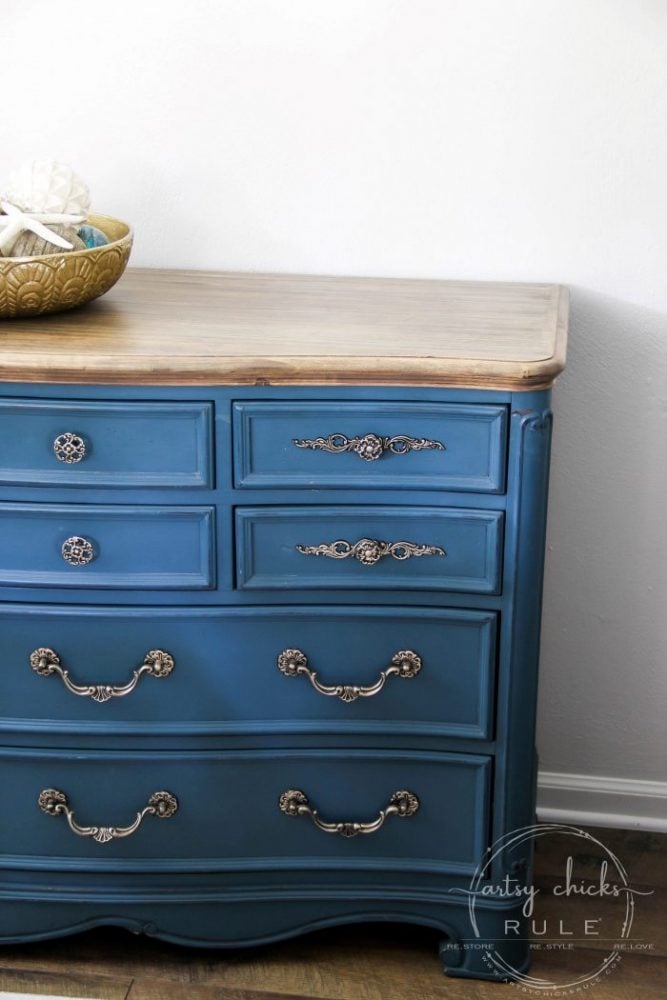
left=236, top=506, right=503, bottom=593
left=0, top=748, right=491, bottom=878
left=233, top=401, right=508, bottom=492
left=0, top=503, right=215, bottom=590
left=1, top=605, right=497, bottom=740
left=0, top=399, right=213, bottom=489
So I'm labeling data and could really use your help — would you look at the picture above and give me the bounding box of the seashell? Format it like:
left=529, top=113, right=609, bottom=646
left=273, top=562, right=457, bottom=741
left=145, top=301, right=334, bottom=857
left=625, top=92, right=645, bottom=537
left=0, top=201, right=87, bottom=256
left=4, top=160, right=91, bottom=215
left=11, top=225, right=86, bottom=258
left=78, top=224, right=109, bottom=248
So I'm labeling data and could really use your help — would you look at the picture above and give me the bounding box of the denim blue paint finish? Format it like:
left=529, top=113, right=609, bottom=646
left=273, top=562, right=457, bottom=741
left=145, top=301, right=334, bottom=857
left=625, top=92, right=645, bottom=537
left=491, top=397, right=554, bottom=856
left=0, top=898, right=532, bottom=973
left=236, top=505, right=503, bottom=593
left=0, top=748, right=490, bottom=878
left=0, top=399, right=213, bottom=489
left=0, top=503, right=215, bottom=589
left=0, top=379, right=555, bottom=984
left=0, top=604, right=496, bottom=740
left=233, top=401, right=508, bottom=492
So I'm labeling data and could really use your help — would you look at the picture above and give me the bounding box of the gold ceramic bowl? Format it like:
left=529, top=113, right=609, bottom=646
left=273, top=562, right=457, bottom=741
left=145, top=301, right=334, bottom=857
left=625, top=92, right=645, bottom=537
left=0, top=214, right=132, bottom=319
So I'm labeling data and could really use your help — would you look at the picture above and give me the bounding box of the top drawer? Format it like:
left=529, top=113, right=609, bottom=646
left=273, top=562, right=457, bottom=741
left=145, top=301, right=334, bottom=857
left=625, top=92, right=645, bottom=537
left=0, top=399, right=213, bottom=490
left=233, top=401, right=507, bottom=492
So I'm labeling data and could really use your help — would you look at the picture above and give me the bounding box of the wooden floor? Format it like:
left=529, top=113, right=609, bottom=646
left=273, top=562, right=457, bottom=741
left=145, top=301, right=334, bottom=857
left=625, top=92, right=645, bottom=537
left=0, top=827, right=664, bottom=1000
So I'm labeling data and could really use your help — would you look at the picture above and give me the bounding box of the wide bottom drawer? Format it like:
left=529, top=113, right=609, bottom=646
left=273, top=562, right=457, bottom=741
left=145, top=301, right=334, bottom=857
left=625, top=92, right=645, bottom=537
left=0, top=748, right=491, bottom=877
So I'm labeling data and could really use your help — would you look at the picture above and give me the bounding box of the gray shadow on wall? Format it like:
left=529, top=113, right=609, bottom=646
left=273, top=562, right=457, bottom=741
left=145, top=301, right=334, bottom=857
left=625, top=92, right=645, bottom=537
left=537, top=287, right=667, bottom=780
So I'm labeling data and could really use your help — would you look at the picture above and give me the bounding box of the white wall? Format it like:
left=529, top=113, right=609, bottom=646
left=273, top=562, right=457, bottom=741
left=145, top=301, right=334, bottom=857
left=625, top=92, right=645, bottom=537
left=2, top=1, right=666, bottom=825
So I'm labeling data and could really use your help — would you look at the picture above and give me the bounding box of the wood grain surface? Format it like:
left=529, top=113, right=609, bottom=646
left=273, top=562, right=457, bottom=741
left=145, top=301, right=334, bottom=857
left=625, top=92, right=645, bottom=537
left=0, top=269, right=568, bottom=389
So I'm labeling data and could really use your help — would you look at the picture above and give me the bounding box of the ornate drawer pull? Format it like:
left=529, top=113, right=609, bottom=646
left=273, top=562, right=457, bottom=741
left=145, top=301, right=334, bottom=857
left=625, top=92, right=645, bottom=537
left=30, top=647, right=175, bottom=703
left=296, top=537, right=445, bottom=566
left=293, top=432, right=444, bottom=462
left=279, top=788, right=419, bottom=838
left=53, top=432, right=87, bottom=464
left=38, top=788, right=178, bottom=844
left=61, top=535, right=95, bottom=566
left=278, top=648, right=421, bottom=702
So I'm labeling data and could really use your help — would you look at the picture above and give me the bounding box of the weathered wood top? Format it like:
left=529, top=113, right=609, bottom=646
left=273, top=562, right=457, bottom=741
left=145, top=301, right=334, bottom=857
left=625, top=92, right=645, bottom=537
left=0, top=268, right=568, bottom=389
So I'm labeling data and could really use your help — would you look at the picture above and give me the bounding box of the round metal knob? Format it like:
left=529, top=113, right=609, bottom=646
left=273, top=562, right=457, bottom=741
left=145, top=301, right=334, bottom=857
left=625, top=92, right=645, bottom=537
left=61, top=536, right=94, bottom=566
left=53, top=433, right=86, bottom=464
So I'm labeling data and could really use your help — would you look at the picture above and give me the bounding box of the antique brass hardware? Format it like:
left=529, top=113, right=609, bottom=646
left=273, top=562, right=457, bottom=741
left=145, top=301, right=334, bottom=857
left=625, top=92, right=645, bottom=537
left=296, top=537, right=445, bottom=565
left=37, top=788, right=178, bottom=844
left=279, top=788, right=419, bottom=837
left=53, top=432, right=86, bottom=464
left=61, top=536, right=94, bottom=566
left=293, top=432, right=444, bottom=462
left=277, top=647, right=422, bottom=702
left=30, top=647, right=174, bottom=703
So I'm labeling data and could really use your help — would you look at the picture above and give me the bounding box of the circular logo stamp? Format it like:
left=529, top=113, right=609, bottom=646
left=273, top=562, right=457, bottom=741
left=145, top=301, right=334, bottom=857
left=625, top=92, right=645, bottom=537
left=451, top=823, right=654, bottom=994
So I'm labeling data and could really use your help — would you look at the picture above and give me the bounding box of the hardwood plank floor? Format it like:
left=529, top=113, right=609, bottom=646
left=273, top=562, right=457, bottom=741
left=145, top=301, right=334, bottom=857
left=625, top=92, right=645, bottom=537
left=0, top=827, right=663, bottom=999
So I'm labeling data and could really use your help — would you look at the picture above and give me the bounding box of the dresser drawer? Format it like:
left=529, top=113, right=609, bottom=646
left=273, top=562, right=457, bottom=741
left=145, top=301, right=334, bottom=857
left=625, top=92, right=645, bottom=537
left=236, top=506, right=503, bottom=593
left=233, top=401, right=507, bottom=492
left=2, top=748, right=490, bottom=877
left=1, top=605, right=496, bottom=740
left=0, top=503, right=215, bottom=590
left=0, top=399, right=213, bottom=489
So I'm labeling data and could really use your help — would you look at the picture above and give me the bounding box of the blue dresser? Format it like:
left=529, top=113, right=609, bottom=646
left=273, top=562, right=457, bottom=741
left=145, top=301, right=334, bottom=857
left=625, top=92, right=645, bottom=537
left=0, top=271, right=568, bottom=982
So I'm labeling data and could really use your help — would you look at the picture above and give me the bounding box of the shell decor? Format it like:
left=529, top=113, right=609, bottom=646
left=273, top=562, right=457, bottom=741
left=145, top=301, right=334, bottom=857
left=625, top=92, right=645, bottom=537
left=0, top=158, right=130, bottom=318
left=0, top=159, right=91, bottom=257
left=8, top=223, right=86, bottom=258
left=4, top=159, right=91, bottom=215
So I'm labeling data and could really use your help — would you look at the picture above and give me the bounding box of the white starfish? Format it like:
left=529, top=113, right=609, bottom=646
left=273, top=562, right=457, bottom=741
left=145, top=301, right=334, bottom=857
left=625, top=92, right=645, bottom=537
left=0, top=200, right=86, bottom=256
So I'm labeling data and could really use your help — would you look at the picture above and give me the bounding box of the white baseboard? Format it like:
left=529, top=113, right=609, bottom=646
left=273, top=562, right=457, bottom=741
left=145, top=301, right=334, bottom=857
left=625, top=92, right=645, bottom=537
left=537, top=771, right=667, bottom=832
left=0, top=995, right=96, bottom=999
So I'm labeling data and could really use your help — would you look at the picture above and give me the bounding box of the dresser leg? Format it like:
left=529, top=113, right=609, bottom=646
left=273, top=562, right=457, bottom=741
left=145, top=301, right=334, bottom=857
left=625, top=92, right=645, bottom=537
left=438, top=908, right=532, bottom=982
